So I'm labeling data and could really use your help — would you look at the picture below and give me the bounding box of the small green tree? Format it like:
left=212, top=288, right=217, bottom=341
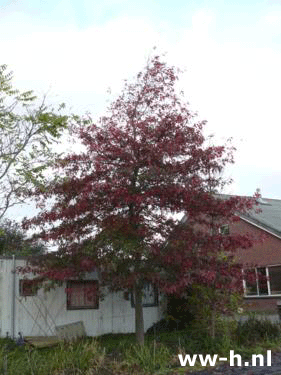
left=0, top=219, right=46, bottom=256
left=0, top=64, right=68, bottom=219
left=188, top=279, right=243, bottom=339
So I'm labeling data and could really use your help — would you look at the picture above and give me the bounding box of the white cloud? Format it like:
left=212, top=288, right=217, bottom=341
left=1, top=3, right=281, bottom=213
left=263, top=9, right=281, bottom=29
left=191, top=8, right=216, bottom=36
left=1, top=14, right=167, bottom=115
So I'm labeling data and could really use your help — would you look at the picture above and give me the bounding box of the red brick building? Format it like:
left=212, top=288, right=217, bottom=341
left=230, top=196, right=281, bottom=315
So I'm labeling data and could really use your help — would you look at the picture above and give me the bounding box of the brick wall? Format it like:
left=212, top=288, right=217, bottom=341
left=230, top=218, right=281, bottom=314
left=231, top=218, right=281, bottom=267
left=243, top=297, right=281, bottom=313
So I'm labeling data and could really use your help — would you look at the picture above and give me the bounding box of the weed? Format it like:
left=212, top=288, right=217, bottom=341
left=124, top=341, right=172, bottom=374
left=1, top=317, right=281, bottom=374
left=236, top=315, right=281, bottom=345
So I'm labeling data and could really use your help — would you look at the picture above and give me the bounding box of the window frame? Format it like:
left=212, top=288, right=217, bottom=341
left=131, top=282, right=159, bottom=308
left=66, top=280, right=99, bottom=310
left=19, top=279, right=39, bottom=297
left=219, top=224, right=230, bottom=235
left=243, top=264, right=281, bottom=297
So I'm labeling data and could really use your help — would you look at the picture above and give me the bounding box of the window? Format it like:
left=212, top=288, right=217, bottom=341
left=131, top=282, right=159, bottom=307
left=244, top=265, right=281, bottom=297
left=244, top=267, right=269, bottom=296
left=244, top=269, right=258, bottom=296
left=268, top=265, right=281, bottom=295
left=257, top=267, right=269, bottom=295
left=19, top=279, right=38, bottom=296
left=66, top=280, right=99, bottom=310
left=219, top=224, right=230, bottom=235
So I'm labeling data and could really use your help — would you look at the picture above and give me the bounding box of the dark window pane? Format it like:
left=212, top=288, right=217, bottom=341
left=244, top=269, right=258, bottom=296
left=131, top=282, right=159, bottom=307
left=66, top=280, right=99, bottom=310
left=269, top=266, right=281, bottom=295
left=19, top=279, right=38, bottom=296
left=257, top=267, right=268, bottom=295
left=142, top=282, right=158, bottom=306
left=220, top=224, right=230, bottom=235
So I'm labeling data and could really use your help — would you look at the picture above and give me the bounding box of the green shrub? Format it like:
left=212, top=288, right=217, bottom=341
left=236, top=315, right=281, bottom=345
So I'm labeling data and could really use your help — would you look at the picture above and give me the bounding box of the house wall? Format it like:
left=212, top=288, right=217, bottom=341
left=232, top=218, right=281, bottom=267
left=230, top=219, right=281, bottom=315
left=243, top=297, right=281, bottom=313
left=0, top=257, right=164, bottom=338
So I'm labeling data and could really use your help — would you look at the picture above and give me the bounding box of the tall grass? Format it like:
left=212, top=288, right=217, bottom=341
left=124, top=341, right=172, bottom=374
left=0, top=340, right=106, bottom=375
left=1, top=316, right=281, bottom=375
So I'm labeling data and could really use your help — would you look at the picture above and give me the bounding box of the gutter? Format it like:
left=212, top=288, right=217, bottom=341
left=11, top=255, right=16, bottom=339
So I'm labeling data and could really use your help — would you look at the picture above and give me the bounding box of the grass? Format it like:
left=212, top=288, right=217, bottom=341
left=1, top=316, right=281, bottom=374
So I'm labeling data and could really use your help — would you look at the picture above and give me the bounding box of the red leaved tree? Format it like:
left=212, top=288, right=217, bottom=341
left=23, top=55, right=257, bottom=344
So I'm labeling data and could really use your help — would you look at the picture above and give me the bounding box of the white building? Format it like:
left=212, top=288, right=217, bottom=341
left=0, top=256, right=164, bottom=338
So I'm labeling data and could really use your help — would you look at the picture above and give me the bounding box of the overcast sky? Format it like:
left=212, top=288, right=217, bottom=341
left=1, top=0, right=281, bottom=221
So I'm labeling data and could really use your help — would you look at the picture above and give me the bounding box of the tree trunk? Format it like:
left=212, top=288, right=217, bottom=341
left=210, top=308, right=216, bottom=339
left=134, top=282, right=145, bottom=345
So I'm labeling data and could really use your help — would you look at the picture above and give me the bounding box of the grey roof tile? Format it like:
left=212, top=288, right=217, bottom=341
left=220, top=194, right=281, bottom=238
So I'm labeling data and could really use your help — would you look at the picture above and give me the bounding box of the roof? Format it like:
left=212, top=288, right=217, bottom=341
left=219, top=194, right=281, bottom=239
left=240, top=197, right=281, bottom=239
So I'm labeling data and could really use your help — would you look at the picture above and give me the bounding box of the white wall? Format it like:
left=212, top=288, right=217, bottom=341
left=0, top=257, right=16, bottom=338
left=0, top=257, right=164, bottom=338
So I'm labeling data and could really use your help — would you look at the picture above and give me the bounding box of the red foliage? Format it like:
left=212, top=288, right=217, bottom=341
left=22, top=55, right=258, bottom=305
